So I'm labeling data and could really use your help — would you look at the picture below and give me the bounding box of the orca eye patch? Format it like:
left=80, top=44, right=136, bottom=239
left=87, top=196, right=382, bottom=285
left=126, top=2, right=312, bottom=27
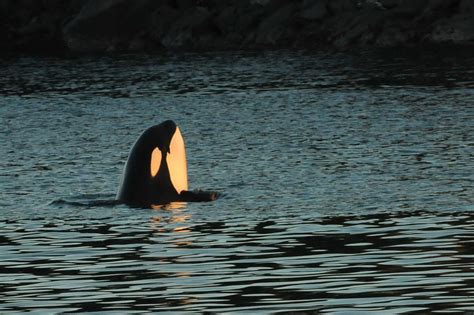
left=150, top=147, right=162, bottom=177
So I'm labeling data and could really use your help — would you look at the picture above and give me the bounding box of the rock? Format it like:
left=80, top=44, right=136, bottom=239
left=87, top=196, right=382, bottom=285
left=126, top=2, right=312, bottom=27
left=18, top=15, right=52, bottom=36
left=251, top=0, right=272, bottom=5
left=391, top=0, right=427, bottom=18
left=128, top=31, right=154, bottom=51
left=375, top=25, right=415, bottom=46
left=214, top=2, right=265, bottom=46
left=429, top=11, right=474, bottom=43
left=2, top=0, right=474, bottom=53
left=300, top=0, right=329, bottom=20
left=161, top=6, right=212, bottom=49
left=63, top=0, right=156, bottom=52
left=357, top=0, right=386, bottom=10
left=175, top=0, right=195, bottom=10
left=149, top=4, right=180, bottom=43
left=329, top=10, right=385, bottom=47
left=460, top=0, right=474, bottom=11
left=42, top=0, right=64, bottom=9
left=379, top=0, right=399, bottom=9
left=327, top=0, right=357, bottom=14
left=66, top=0, right=86, bottom=13
left=255, top=3, right=298, bottom=45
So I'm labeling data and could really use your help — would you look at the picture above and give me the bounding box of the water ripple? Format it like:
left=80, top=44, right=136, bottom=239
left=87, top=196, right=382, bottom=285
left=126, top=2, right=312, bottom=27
left=1, top=49, right=473, bottom=312
left=1, top=211, right=474, bottom=312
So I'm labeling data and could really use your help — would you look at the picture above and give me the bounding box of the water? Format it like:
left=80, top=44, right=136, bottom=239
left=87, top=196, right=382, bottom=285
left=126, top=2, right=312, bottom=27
left=0, top=49, right=473, bottom=313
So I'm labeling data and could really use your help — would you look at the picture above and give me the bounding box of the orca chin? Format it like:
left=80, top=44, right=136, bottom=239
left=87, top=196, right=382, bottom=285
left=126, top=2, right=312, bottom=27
left=117, top=120, right=219, bottom=208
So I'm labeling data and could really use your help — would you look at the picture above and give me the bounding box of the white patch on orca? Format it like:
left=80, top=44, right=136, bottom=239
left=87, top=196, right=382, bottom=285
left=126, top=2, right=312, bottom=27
left=166, top=127, right=188, bottom=193
left=150, top=147, right=162, bottom=177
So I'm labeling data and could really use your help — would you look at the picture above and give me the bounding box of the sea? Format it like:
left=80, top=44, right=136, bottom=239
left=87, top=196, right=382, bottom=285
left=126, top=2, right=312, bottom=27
left=1, top=48, right=473, bottom=313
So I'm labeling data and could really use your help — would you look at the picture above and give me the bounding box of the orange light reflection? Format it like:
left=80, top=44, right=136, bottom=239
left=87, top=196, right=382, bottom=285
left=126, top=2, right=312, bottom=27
left=167, top=127, right=188, bottom=193
left=150, top=147, right=162, bottom=177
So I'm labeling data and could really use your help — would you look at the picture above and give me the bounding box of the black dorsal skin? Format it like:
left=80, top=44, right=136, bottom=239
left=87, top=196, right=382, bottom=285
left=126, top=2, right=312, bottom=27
left=117, top=120, right=218, bottom=208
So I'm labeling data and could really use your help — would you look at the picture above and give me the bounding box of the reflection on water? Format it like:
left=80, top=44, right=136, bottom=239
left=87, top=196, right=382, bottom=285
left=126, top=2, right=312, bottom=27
left=2, top=211, right=474, bottom=313
left=0, top=49, right=473, bottom=312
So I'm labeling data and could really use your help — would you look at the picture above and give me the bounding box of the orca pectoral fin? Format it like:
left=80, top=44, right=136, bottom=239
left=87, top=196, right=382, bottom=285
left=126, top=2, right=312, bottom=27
left=179, top=190, right=219, bottom=202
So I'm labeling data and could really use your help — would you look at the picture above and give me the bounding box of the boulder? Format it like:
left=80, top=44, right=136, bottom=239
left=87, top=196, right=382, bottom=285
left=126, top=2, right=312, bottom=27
left=255, top=3, right=298, bottom=45
left=160, top=6, right=212, bottom=49
left=251, top=0, right=272, bottom=5
left=42, top=0, right=64, bottom=9
left=300, top=0, right=329, bottom=20
left=459, top=0, right=474, bottom=12
left=429, top=12, right=474, bottom=43
left=375, top=25, right=415, bottom=46
left=379, top=0, right=399, bottom=9
left=327, top=0, right=357, bottom=14
left=329, top=10, right=385, bottom=47
left=149, top=4, right=180, bottom=43
left=214, top=2, right=265, bottom=46
left=18, top=14, right=54, bottom=36
left=391, top=0, right=427, bottom=18
left=63, top=0, right=156, bottom=52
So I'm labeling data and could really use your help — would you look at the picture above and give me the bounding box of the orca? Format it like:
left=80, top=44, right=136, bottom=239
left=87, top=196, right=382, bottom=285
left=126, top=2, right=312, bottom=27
left=117, top=120, right=218, bottom=208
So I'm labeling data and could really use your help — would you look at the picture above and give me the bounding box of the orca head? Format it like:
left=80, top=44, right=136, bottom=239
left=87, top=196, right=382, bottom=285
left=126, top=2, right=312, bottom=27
left=148, top=120, right=188, bottom=194
left=118, top=120, right=188, bottom=207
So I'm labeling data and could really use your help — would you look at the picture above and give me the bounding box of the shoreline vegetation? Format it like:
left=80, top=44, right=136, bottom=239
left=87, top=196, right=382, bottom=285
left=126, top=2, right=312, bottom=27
left=1, top=0, right=473, bottom=54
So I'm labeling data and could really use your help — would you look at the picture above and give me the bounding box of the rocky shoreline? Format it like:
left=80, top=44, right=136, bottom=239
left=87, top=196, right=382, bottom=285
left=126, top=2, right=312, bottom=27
left=1, top=0, right=473, bottom=54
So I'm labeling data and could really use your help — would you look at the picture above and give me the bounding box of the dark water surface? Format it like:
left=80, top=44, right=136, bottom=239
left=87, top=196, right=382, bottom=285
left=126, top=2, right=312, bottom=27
left=1, top=49, right=473, bottom=313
